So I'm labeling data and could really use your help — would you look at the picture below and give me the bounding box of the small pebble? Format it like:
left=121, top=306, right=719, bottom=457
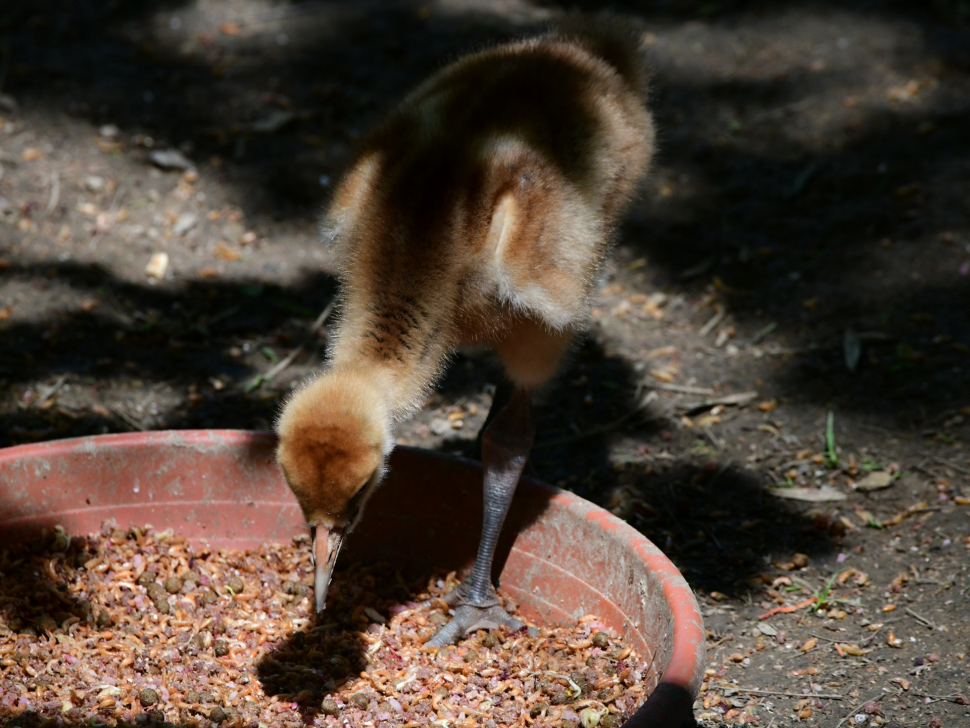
left=184, top=691, right=200, bottom=704
left=154, top=597, right=171, bottom=614
left=199, top=588, right=218, bottom=606
left=213, top=639, right=230, bottom=657
left=551, top=690, right=570, bottom=705
left=138, top=688, right=159, bottom=707
left=136, top=571, right=155, bottom=588
left=182, top=571, right=199, bottom=583
left=95, top=611, right=114, bottom=629
left=321, top=698, right=340, bottom=716
left=164, top=576, right=182, bottom=594
left=463, top=649, right=480, bottom=663
left=146, top=583, right=166, bottom=601
left=481, top=631, right=500, bottom=648
left=199, top=691, right=214, bottom=704
left=591, top=631, right=610, bottom=649
left=350, top=693, right=370, bottom=709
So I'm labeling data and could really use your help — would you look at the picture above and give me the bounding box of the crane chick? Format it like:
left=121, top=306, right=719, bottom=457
left=276, top=21, right=654, bottom=646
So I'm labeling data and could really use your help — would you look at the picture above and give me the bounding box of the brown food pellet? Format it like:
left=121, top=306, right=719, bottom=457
left=164, top=575, right=183, bottom=593
left=530, top=701, right=551, bottom=718
left=227, top=576, right=245, bottom=593
left=552, top=690, right=571, bottom=705
left=592, top=630, right=610, bottom=648
left=209, top=706, right=228, bottom=722
left=0, top=521, right=647, bottom=727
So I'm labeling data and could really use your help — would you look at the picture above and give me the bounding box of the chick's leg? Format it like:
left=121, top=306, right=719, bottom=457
left=426, top=383, right=536, bottom=647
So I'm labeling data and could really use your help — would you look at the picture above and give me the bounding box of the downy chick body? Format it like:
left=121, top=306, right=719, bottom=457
left=276, top=24, right=655, bottom=611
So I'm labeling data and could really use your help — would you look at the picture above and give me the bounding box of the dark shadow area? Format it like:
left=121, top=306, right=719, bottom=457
left=0, top=259, right=337, bottom=445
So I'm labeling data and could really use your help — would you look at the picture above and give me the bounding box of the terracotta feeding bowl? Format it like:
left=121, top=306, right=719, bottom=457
left=0, top=430, right=704, bottom=727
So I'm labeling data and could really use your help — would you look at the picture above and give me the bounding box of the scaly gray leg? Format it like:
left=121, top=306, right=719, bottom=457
left=425, top=384, right=537, bottom=647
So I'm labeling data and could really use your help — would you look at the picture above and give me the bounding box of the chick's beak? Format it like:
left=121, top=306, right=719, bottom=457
left=313, top=525, right=345, bottom=613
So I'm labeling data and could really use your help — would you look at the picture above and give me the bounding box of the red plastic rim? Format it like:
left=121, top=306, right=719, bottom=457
left=0, top=430, right=704, bottom=726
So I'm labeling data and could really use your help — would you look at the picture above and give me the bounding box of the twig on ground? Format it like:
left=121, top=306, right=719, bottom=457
left=534, top=407, right=646, bottom=449
left=246, top=301, right=335, bottom=391
left=36, top=376, right=67, bottom=405
left=699, top=305, right=725, bottom=336
left=45, top=171, right=60, bottom=215
left=932, top=457, right=970, bottom=476
left=648, top=381, right=715, bottom=395
left=702, top=425, right=725, bottom=451
left=710, top=683, right=843, bottom=700
left=904, top=607, right=937, bottom=630
left=106, top=403, right=147, bottom=432
left=914, top=692, right=969, bottom=705
left=681, top=390, right=759, bottom=413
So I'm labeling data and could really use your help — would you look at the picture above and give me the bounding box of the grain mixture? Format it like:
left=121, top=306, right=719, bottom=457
left=0, top=522, right=648, bottom=728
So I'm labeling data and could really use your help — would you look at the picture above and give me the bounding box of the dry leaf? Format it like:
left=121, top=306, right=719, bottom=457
left=800, top=637, right=818, bottom=652
left=0, top=306, right=11, bottom=321
left=856, top=471, right=894, bottom=491
left=22, top=147, right=42, bottom=161
left=758, top=399, right=778, bottom=412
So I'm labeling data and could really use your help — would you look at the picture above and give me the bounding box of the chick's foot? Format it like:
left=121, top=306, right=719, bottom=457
left=425, top=583, right=537, bottom=647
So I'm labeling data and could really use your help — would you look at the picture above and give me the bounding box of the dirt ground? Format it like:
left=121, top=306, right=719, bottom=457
left=1, top=0, right=969, bottom=726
